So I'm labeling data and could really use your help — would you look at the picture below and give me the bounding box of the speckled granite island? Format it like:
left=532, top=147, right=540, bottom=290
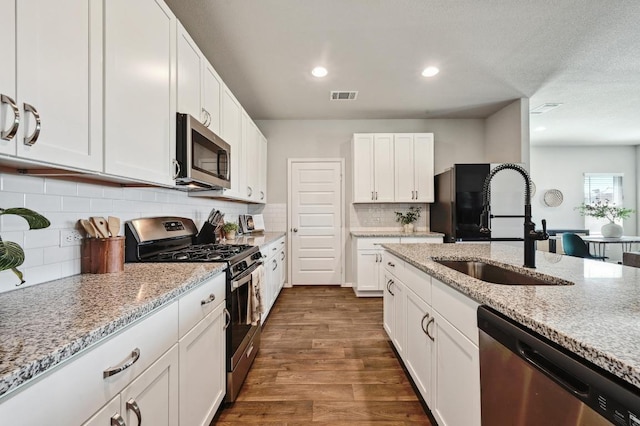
left=351, top=230, right=444, bottom=238
left=383, top=242, right=640, bottom=391
left=0, top=262, right=225, bottom=399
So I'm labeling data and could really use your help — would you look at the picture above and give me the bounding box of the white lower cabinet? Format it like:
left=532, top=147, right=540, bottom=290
left=82, top=395, right=121, bottom=426
left=383, top=252, right=480, bottom=425
left=179, top=303, right=226, bottom=426
left=260, top=236, right=286, bottom=322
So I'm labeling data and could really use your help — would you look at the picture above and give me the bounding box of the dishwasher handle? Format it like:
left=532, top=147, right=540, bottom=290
left=517, top=340, right=589, bottom=397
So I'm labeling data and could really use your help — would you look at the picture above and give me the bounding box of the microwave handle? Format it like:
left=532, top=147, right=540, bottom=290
left=218, top=149, right=230, bottom=181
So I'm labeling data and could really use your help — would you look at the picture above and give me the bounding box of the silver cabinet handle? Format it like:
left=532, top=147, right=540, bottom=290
left=387, top=262, right=395, bottom=267
left=126, top=398, right=142, bottom=425
left=388, top=280, right=395, bottom=296
left=375, top=191, right=378, bottom=200
left=247, top=186, right=252, bottom=196
left=172, top=159, right=181, bottom=179
left=103, top=348, right=141, bottom=378
left=111, top=414, right=126, bottom=426
left=260, top=191, right=264, bottom=200
left=416, top=191, right=418, bottom=199
left=1, top=94, right=20, bottom=141
left=421, top=312, right=430, bottom=335
left=272, top=247, right=277, bottom=251
left=223, top=308, right=231, bottom=330
left=23, top=102, right=41, bottom=146
left=426, top=317, right=435, bottom=341
left=371, top=191, right=374, bottom=200
left=201, top=294, right=216, bottom=305
left=272, top=259, right=277, bottom=271
left=411, top=191, right=414, bottom=200
left=202, top=108, right=211, bottom=127
left=280, top=252, right=285, bottom=261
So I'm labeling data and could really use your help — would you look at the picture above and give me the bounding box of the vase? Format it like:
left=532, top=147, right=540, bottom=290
left=601, top=222, right=623, bottom=238
left=403, top=223, right=415, bottom=233
left=225, top=230, right=237, bottom=240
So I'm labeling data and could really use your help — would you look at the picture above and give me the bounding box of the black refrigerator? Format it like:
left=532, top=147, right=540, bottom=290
left=430, top=164, right=491, bottom=243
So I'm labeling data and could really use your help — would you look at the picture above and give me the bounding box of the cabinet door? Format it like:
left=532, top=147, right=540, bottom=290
left=394, top=134, right=415, bottom=202
left=82, top=395, right=122, bottom=426
left=278, top=247, right=286, bottom=289
left=382, top=271, right=394, bottom=337
left=177, top=22, right=204, bottom=121
left=413, top=133, right=434, bottom=202
left=258, top=133, right=268, bottom=203
left=373, top=134, right=395, bottom=202
left=432, top=312, right=481, bottom=426
left=179, top=304, right=226, bottom=426
left=405, top=289, right=434, bottom=407
left=390, top=277, right=405, bottom=356
left=221, top=87, right=242, bottom=196
left=0, top=0, right=16, bottom=156
left=203, top=63, right=222, bottom=134
left=121, top=345, right=179, bottom=426
left=356, top=250, right=379, bottom=291
left=104, top=0, right=176, bottom=185
left=352, top=134, right=374, bottom=202
left=16, top=0, right=102, bottom=171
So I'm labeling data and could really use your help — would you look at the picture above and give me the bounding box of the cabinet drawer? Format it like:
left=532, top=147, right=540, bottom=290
left=432, top=278, right=480, bottom=345
left=0, top=302, right=179, bottom=426
left=357, top=237, right=400, bottom=250
left=179, top=271, right=226, bottom=337
left=382, top=251, right=404, bottom=276
left=403, top=261, right=432, bottom=305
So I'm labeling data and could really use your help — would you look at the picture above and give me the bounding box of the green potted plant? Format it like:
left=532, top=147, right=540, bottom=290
left=0, top=207, right=51, bottom=285
left=395, top=206, right=421, bottom=233
left=575, top=200, right=635, bottom=237
left=222, top=222, right=239, bottom=240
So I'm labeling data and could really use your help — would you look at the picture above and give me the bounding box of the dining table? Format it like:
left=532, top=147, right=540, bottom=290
left=580, top=235, right=640, bottom=258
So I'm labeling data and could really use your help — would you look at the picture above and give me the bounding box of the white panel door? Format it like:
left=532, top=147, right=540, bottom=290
left=104, top=0, right=176, bottom=185
left=221, top=88, right=241, bottom=197
left=177, top=22, right=203, bottom=121
left=373, top=134, right=395, bottom=202
left=414, top=133, right=435, bottom=202
left=16, top=0, right=102, bottom=171
left=290, top=161, right=342, bottom=285
left=394, top=134, right=415, bottom=202
left=356, top=250, right=379, bottom=291
left=352, top=134, right=374, bottom=202
left=82, top=395, right=121, bottom=426
left=0, top=0, right=16, bottom=156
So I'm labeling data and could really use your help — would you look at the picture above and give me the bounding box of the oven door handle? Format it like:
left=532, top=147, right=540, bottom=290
left=231, top=262, right=262, bottom=290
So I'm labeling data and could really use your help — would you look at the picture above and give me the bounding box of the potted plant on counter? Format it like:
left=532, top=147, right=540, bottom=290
left=222, top=222, right=239, bottom=240
left=395, top=206, right=421, bottom=233
left=576, top=200, right=634, bottom=238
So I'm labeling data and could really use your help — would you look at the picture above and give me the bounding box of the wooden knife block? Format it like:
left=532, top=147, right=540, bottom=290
left=81, top=236, right=125, bottom=274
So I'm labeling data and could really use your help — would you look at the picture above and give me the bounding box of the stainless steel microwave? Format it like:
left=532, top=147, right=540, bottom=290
left=175, top=113, right=231, bottom=189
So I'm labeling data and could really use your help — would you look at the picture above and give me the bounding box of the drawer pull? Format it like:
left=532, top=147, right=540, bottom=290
left=387, top=280, right=395, bottom=296
left=1, top=94, right=20, bottom=141
left=223, top=308, right=231, bottom=330
left=421, top=312, right=430, bottom=335
left=111, top=414, right=126, bottom=426
left=103, top=348, right=141, bottom=378
left=126, top=398, right=142, bottom=425
left=281, top=252, right=285, bottom=261
left=23, top=102, right=41, bottom=146
left=426, top=318, right=435, bottom=341
left=387, top=262, right=395, bottom=267
left=201, top=293, right=216, bottom=305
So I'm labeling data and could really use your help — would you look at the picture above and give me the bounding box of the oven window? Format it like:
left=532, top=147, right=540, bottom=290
left=192, top=129, right=229, bottom=179
left=230, top=283, right=252, bottom=356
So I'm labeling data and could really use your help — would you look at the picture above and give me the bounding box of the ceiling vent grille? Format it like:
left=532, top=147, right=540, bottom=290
left=330, top=91, right=358, bottom=101
left=530, top=103, right=563, bottom=114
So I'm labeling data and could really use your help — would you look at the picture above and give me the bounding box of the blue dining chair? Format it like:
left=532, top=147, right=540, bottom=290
left=562, top=233, right=607, bottom=261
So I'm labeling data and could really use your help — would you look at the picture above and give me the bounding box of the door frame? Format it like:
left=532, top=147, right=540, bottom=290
left=287, top=158, right=345, bottom=286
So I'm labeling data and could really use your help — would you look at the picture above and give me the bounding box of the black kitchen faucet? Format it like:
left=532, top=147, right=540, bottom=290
left=479, top=163, right=549, bottom=268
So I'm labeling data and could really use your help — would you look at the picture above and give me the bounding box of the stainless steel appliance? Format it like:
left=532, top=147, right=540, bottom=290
left=478, top=306, right=640, bottom=425
left=175, top=113, right=231, bottom=189
left=124, top=216, right=262, bottom=403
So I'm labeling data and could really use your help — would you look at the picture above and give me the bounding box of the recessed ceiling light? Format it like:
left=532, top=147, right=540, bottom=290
left=421, top=66, right=440, bottom=77
left=534, top=126, right=547, bottom=132
left=311, top=66, right=328, bottom=78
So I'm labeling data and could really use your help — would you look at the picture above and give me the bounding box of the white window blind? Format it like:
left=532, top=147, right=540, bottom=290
left=583, top=173, right=624, bottom=233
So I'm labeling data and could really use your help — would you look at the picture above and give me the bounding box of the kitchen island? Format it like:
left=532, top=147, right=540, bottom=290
left=382, top=242, right=640, bottom=390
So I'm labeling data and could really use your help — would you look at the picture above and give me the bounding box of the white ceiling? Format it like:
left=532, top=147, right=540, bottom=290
left=165, top=0, right=640, bottom=146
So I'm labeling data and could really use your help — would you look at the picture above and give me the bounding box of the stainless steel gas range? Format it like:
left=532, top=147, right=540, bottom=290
left=124, top=216, right=262, bottom=403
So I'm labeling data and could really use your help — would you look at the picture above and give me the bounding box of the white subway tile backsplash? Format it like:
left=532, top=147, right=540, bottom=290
left=90, top=198, right=113, bottom=212
left=2, top=230, right=24, bottom=245
left=103, top=186, right=124, bottom=199
left=1, top=192, right=26, bottom=208
left=1, top=214, right=31, bottom=232
left=25, top=194, right=62, bottom=212
left=45, top=245, right=80, bottom=264
left=2, top=173, right=44, bottom=194
left=21, top=248, right=44, bottom=268
left=77, top=182, right=103, bottom=198
left=62, top=196, right=92, bottom=212
left=44, top=179, right=78, bottom=196
left=21, top=263, right=62, bottom=288
left=60, top=259, right=81, bottom=277
left=24, top=228, right=60, bottom=249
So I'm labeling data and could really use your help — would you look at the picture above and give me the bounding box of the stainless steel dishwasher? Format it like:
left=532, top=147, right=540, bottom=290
left=478, top=306, right=640, bottom=425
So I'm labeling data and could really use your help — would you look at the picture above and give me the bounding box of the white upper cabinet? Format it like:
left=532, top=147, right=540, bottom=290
left=177, top=22, right=222, bottom=135
left=352, top=133, right=395, bottom=203
left=0, top=0, right=102, bottom=171
left=220, top=86, right=242, bottom=196
left=103, top=0, right=177, bottom=185
left=394, top=133, right=434, bottom=202
left=258, top=132, right=268, bottom=203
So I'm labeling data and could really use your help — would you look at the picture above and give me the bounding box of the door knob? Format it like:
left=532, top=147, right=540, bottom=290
left=292, top=228, right=298, bottom=233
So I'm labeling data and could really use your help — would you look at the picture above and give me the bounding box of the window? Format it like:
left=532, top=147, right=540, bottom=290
left=583, top=173, right=624, bottom=234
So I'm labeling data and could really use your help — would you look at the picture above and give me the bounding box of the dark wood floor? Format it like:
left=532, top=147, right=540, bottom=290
left=215, top=286, right=431, bottom=425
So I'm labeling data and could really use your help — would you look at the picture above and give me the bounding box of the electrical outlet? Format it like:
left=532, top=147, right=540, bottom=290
left=60, top=229, right=83, bottom=247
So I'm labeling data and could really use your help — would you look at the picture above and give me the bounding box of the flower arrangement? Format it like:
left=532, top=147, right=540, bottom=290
left=394, top=206, right=422, bottom=225
left=575, top=200, right=634, bottom=223
left=0, top=207, right=51, bottom=285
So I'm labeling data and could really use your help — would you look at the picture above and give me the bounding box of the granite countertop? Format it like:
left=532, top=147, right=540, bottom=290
left=0, top=263, right=226, bottom=399
left=382, top=242, right=640, bottom=390
left=223, top=231, right=286, bottom=247
left=351, top=230, right=444, bottom=238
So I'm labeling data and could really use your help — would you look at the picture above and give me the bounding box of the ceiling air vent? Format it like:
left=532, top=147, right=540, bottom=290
left=530, top=103, right=563, bottom=114
left=330, top=91, right=358, bottom=101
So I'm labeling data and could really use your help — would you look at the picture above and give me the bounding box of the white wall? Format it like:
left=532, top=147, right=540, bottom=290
left=485, top=99, right=530, bottom=166
left=0, top=173, right=248, bottom=293
left=530, top=145, right=637, bottom=235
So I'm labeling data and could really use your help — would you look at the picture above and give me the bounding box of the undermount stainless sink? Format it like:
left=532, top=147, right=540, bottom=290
left=434, top=260, right=572, bottom=286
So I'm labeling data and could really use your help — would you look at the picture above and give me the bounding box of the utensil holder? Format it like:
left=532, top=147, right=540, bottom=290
left=81, top=236, right=125, bottom=274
